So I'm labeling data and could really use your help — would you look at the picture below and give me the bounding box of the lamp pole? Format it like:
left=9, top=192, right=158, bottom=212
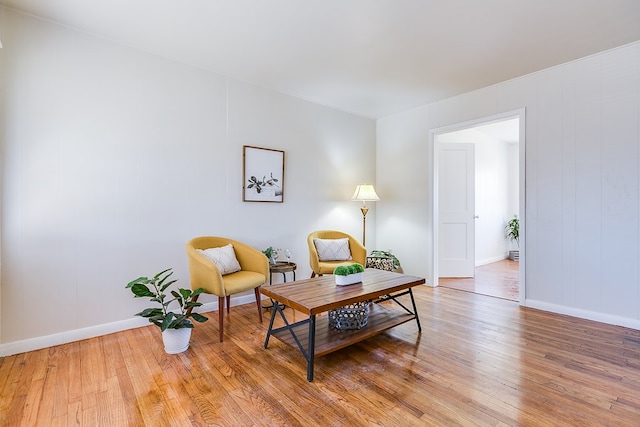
left=360, top=203, right=369, bottom=246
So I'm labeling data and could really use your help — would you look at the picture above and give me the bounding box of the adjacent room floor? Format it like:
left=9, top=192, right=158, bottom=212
left=438, top=258, right=519, bottom=301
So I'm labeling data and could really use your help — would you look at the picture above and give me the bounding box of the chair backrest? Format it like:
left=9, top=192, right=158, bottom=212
left=188, top=236, right=235, bottom=251
left=186, top=236, right=269, bottom=280
left=307, top=230, right=366, bottom=274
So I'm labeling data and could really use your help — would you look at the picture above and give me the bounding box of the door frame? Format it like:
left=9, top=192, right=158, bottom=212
left=429, top=108, right=526, bottom=304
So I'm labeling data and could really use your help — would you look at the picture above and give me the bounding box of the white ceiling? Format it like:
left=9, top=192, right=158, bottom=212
left=2, top=0, right=640, bottom=119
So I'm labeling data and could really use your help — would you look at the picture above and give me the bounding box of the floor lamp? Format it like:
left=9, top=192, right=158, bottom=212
left=351, top=184, right=380, bottom=247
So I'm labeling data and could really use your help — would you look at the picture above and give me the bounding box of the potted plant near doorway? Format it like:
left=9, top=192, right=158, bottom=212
left=505, top=215, right=519, bottom=261
left=126, top=268, right=208, bottom=354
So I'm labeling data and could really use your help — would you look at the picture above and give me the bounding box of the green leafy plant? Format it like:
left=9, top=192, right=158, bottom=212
left=263, top=246, right=280, bottom=263
left=126, top=268, right=208, bottom=331
left=369, top=250, right=401, bottom=269
left=262, top=246, right=273, bottom=259
left=247, top=173, right=279, bottom=193
left=505, top=215, right=519, bottom=248
left=333, top=265, right=349, bottom=276
left=333, top=263, right=364, bottom=276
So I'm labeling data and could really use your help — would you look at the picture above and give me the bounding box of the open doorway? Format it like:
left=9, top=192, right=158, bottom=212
left=431, top=110, right=525, bottom=303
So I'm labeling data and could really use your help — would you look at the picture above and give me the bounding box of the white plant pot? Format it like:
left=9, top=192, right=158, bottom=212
left=335, top=272, right=363, bottom=286
left=162, top=327, right=192, bottom=354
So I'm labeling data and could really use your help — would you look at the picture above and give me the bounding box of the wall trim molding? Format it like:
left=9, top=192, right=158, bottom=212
left=0, top=295, right=257, bottom=357
left=475, top=255, right=508, bottom=267
left=524, top=298, right=640, bottom=331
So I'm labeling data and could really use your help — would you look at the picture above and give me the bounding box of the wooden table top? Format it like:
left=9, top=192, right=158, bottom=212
left=269, top=261, right=297, bottom=272
left=260, top=268, right=425, bottom=315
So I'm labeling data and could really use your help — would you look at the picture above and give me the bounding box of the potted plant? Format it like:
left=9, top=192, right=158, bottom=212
left=333, top=263, right=365, bottom=286
left=368, top=249, right=402, bottom=272
left=505, top=215, right=519, bottom=261
left=126, top=268, right=208, bottom=354
left=262, top=246, right=280, bottom=265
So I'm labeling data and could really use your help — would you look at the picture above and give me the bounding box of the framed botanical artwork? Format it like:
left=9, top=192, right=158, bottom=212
left=242, top=145, right=285, bottom=202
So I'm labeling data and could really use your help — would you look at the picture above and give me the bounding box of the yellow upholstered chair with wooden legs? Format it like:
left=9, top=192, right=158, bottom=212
left=186, top=236, right=269, bottom=342
left=307, top=230, right=366, bottom=278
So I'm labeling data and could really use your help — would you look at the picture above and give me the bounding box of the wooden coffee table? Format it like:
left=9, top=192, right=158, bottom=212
left=261, top=268, right=425, bottom=381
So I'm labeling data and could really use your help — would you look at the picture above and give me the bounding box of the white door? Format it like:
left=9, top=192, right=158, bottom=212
left=439, top=142, right=475, bottom=277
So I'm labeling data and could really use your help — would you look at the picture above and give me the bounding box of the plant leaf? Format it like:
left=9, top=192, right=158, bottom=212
left=160, top=312, right=175, bottom=332
left=154, top=268, right=172, bottom=280
left=130, top=283, right=155, bottom=298
left=126, top=276, right=150, bottom=288
left=191, top=313, right=208, bottom=323
left=159, top=279, right=177, bottom=292
left=135, top=308, right=163, bottom=318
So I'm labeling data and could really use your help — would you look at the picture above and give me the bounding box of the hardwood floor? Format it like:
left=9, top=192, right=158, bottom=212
left=439, top=259, right=519, bottom=301
left=2, top=286, right=640, bottom=426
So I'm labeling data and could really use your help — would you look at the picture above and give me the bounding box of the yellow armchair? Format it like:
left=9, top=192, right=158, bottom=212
left=307, top=230, right=366, bottom=277
left=186, top=236, right=269, bottom=342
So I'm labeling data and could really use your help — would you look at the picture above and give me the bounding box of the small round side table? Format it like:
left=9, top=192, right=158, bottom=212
left=269, top=261, right=297, bottom=284
left=262, top=261, right=297, bottom=309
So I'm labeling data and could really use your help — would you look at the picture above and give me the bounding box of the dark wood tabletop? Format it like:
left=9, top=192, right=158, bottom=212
left=260, top=268, right=425, bottom=315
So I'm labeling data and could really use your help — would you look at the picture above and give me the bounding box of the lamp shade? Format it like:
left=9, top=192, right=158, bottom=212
left=351, top=184, right=380, bottom=202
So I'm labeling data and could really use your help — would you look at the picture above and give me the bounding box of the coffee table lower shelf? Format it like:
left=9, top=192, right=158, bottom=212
left=270, top=304, right=415, bottom=358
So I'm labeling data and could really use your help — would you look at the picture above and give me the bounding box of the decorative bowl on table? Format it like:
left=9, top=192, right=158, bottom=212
left=333, top=263, right=365, bottom=286
left=328, top=301, right=371, bottom=330
left=334, top=272, right=363, bottom=286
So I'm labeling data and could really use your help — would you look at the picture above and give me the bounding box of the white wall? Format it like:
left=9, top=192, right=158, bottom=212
left=438, top=128, right=513, bottom=265
left=507, top=142, right=519, bottom=221
left=0, top=9, right=376, bottom=353
left=377, top=41, right=640, bottom=329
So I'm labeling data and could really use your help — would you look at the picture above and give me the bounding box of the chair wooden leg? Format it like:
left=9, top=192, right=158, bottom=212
left=226, top=295, right=231, bottom=314
left=185, top=294, right=200, bottom=315
left=254, top=287, right=263, bottom=323
left=311, top=271, right=316, bottom=278
left=218, top=296, right=225, bottom=342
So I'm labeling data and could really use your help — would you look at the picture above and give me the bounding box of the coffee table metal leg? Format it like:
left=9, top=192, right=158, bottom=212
left=408, top=288, right=422, bottom=332
left=307, top=314, right=316, bottom=381
left=263, top=302, right=279, bottom=349
left=374, top=289, right=422, bottom=333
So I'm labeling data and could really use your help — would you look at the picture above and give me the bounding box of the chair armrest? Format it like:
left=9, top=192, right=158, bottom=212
left=228, top=241, right=269, bottom=281
left=185, top=244, right=225, bottom=296
left=308, top=235, right=321, bottom=274
left=349, top=238, right=367, bottom=266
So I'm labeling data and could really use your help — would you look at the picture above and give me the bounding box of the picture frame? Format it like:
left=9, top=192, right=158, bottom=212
left=242, top=145, right=285, bottom=202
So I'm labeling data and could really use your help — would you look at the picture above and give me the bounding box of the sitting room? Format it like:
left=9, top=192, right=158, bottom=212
left=1, top=1, right=640, bottom=425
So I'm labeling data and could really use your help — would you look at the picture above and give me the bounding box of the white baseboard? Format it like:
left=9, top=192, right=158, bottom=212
left=0, top=294, right=258, bottom=357
left=523, top=298, right=640, bottom=331
left=475, top=255, right=507, bottom=267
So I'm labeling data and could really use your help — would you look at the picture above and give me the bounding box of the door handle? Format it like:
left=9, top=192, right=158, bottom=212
left=473, top=215, right=479, bottom=219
